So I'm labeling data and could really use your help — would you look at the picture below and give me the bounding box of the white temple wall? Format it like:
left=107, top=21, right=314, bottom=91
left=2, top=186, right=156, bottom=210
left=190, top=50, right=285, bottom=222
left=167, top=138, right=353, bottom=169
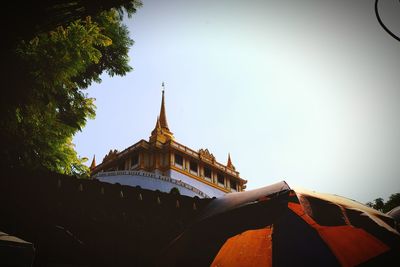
left=167, top=170, right=226, bottom=198
left=95, top=171, right=207, bottom=198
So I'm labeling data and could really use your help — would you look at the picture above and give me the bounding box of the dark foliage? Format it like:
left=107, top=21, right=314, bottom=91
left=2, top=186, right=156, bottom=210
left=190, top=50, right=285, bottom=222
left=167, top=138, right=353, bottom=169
left=366, top=193, right=400, bottom=213
left=0, top=0, right=142, bottom=176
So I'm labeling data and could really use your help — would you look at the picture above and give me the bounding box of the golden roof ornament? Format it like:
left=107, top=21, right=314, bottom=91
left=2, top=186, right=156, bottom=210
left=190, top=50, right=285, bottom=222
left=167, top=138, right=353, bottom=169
left=150, top=83, right=174, bottom=143
left=199, top=148, right=215, bottom=162
left=151, top=116, right=162, bottom=136
left=227, top=153, right=236, bottom=170
left=159, top=82, right=169, bottom=130
left=103, top=149, right=118, bottom=163
left=90, top=155, right=96, bottom=170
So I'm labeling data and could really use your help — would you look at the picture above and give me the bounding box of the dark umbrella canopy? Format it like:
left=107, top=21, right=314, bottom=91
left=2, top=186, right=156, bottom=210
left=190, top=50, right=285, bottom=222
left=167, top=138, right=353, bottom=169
left=387, top=206, right=400, bottom=221
left=157, top=181, right=400, bottom=267
left=387, top=206, right=400, bottom=232
left=0, top=231, right=35, bottom=267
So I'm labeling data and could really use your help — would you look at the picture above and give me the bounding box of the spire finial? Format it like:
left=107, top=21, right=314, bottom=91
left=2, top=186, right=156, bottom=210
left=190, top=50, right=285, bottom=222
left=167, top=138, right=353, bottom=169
left=159, top=83, right=169, bottom=130
left=149, top=83, right=174, bottom=142
left=227, top=153, right=235, bottom=170
left=90, top=154, right=96, bottom=170
left=151, top=116, right=161, bottom=136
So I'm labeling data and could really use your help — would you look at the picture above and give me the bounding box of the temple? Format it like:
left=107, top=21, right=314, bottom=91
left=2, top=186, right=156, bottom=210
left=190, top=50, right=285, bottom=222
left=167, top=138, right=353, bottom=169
left=90, top=84, right=247, bottom=198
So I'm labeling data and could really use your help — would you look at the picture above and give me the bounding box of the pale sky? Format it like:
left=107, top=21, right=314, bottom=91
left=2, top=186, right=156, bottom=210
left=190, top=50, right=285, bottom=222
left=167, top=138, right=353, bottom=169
left=73, top=0, right=400, bottom=204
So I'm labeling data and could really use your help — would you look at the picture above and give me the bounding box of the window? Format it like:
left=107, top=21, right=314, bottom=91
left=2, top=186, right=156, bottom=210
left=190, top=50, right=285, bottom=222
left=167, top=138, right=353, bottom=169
left=131, top=154, right=139, bottom=167
left=204, top=167, right=212, bottom=180
left=190, top=161, right=198, bottom=174
left=118, top=161, right=125, bottom=170
left=230, top=179, right=237, bottom=191
left=217, top=173, right=225, bottom=186
left=175, top=154, right=183, bottom=166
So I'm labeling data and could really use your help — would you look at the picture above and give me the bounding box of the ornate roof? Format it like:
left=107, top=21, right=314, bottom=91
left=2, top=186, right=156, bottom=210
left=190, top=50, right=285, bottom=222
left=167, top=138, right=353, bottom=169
left=199, top=149, right=215, bottom=162
left=102, top=149, right=119, bottom=163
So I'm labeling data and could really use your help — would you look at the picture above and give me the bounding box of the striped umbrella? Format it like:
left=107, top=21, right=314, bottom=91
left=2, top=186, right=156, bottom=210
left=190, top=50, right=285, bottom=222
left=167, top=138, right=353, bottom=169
left=157, top=181, right=400, bottom=266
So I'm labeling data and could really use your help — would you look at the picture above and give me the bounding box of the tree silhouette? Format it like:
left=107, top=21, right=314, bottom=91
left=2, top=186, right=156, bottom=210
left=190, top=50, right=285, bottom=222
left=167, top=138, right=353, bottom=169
left=366, top=193, right=400, bottom=213
left=1, top=1, right=142, bottom=176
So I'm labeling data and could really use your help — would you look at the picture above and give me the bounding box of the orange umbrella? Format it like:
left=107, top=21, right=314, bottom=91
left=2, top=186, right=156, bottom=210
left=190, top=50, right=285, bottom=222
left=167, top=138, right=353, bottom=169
left=157, top=182, right=400, bottom=266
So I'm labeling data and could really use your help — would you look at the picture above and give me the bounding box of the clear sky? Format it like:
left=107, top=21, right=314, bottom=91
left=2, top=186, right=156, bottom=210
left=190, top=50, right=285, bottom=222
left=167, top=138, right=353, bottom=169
left=73, top=0, right=400, bottom=204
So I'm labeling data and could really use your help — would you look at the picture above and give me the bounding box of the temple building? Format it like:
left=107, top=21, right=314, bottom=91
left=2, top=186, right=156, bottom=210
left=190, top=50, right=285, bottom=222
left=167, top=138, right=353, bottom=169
left=90, top=84, right=247, bottom=198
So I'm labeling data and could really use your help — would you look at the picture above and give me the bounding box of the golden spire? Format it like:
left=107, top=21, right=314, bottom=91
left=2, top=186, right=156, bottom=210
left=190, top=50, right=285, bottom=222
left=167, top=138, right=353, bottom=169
left=159, top=82, right=169, bottom=130
left=227, top=153, right=235, bottom=170
left=151, top=116, right=161, bottom=136
left=150, top=83, right=174, bottom=143
left=156, top=116, right=161, bottom=130
left=90, top=155, right=96, bottom=170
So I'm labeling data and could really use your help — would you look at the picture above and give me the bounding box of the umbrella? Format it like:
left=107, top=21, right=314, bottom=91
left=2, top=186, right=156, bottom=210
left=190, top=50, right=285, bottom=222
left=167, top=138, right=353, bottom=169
left=157, top=181, right=400, bottom=266
left=0, top=231, right=35, bottom=267
left=387, top=206, right=400, bottom=221
left=387, top=206, right=400, bottom=232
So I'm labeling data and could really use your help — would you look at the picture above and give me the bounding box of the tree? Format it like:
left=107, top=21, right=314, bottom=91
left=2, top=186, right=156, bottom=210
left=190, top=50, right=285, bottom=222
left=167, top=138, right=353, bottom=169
left=373, top=198, right=384, bottom=212
left=366, top=194, right=400, bottom=213
left=384, top=193, right=400, bottom=212
left=2, top=0, right=142, bottom=50
left=0, top=1, right=142, bottom=177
